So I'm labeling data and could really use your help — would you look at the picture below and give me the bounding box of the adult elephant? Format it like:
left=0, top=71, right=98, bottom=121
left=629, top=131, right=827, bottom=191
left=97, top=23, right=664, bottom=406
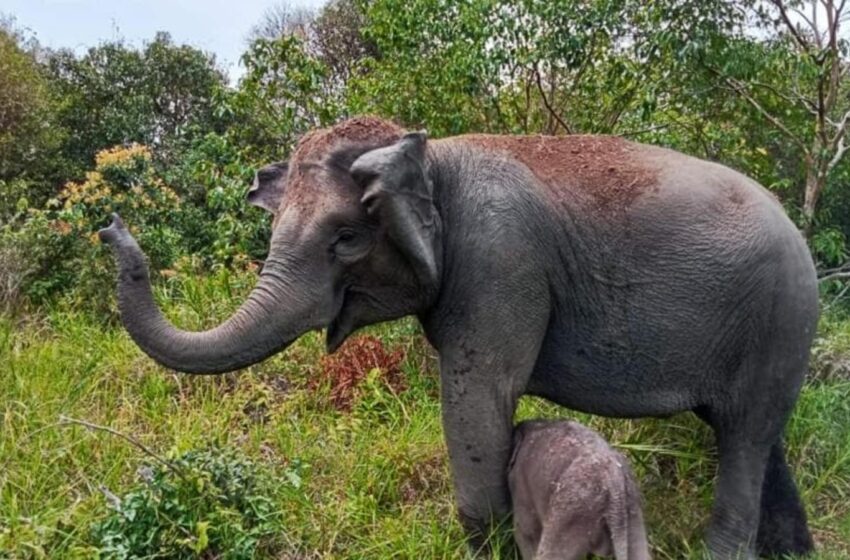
left=100, top=117, right=817, bottom=559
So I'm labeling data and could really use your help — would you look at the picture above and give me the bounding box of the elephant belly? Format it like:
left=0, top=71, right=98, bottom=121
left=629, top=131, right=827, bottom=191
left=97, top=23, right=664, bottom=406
left=526, top=324, right=716, bottom=418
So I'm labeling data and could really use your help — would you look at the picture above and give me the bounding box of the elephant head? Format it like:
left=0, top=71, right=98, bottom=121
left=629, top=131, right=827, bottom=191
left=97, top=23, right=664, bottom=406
left=99, top=117, right=442, bottom=374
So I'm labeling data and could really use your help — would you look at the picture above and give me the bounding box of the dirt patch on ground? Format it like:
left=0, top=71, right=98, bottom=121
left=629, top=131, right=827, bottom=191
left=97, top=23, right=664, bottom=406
left=461, top=134, right=659, bottom=213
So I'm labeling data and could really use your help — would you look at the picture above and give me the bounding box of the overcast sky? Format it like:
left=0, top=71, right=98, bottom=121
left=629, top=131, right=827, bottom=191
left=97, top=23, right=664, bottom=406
left=3, top=0, right=325, bottom=82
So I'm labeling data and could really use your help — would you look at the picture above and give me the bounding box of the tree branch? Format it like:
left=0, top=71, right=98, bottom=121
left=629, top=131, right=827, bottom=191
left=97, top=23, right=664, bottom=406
left=792, top=4, right=817, bottom=36
left=717, top=72, right=810, bottom=155
left=772, top=0, right=812, bottom=50
left=747, top=79, right=818, bottom=113
left=533, top=63, right=573, bottom=134
left=819, top=271, right=850, bottom=282
left=822, top=0, right=843, bottom=120
left=617, top=123, right=671, bottom=138
left=818, top=261, right=850, bottom=277
left=827, top=134, right=849, bottom=171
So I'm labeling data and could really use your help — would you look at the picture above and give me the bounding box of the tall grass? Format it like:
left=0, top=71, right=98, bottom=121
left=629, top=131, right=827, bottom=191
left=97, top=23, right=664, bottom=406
left=1, top=271, right=849, bottom=558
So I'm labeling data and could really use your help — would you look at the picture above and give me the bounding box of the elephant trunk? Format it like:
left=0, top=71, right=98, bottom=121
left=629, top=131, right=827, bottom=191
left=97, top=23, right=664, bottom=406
left=99, top=214, right=314, bottom=374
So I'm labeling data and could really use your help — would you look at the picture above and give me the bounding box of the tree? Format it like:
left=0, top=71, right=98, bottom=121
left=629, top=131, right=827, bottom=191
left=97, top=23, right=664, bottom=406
left=348, top=0, right=743, bottom=137
left=704, top=0, right=850, bottom=240
left=248, top=2, right=315, bottom=43
left=46, top=33, right=227, bottom=179
left=219, top=35, right=341, bottom=162
left=313, top=0, right=377, bottom=84
left=0, top=21, right=61, bottom=205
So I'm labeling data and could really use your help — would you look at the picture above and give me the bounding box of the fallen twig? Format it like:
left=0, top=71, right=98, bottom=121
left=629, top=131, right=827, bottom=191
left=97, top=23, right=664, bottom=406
left=58, top=415, right=184, bottom=477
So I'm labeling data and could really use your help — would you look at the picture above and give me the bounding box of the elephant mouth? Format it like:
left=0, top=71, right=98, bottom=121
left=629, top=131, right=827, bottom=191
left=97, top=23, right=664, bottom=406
left=325, top=286, right=386, bottom=353
left=326, top=287, right=353, bottom=353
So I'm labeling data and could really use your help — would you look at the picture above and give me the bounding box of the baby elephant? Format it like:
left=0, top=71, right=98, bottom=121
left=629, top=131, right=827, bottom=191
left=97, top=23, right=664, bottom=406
left=508, top=420, right=650, bottom=560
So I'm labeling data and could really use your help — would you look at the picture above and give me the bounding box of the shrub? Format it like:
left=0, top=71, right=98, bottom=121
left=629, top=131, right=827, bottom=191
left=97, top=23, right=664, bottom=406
left=0, top=144, right=187, bottom=314
left=1, top=141, right=266, bottom=314
left=58, top=144, right=184, bottom=271
left=91, top=447, right=292, bottom=559
left=0, top=208, right=75, bottom=312
left=165, top=132, right=271, bottom=266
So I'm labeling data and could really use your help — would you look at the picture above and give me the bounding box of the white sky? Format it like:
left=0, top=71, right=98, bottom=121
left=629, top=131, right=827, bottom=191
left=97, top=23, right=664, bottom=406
left=2, top=0, right=325, bottom=82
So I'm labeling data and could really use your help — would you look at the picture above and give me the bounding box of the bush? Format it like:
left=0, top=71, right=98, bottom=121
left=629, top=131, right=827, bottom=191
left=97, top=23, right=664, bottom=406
left=164, top=132, right=271, bottom=266
left=58, top=144, right=185, bottom=270
left=1, top=141, right=269, bottom=314
left=91, top=447, right=293, bottom=559
left=0, top=208, right=75, bottom=312
left=0, top=144, right=187, bottom=314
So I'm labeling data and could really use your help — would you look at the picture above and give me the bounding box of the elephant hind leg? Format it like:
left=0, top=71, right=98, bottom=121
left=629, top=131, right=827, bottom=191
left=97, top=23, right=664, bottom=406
left=756, top=441, right=814, bottom=557
left=535, top=522, right=595, bottom=560
left=705, top=432, right=771, bottom=560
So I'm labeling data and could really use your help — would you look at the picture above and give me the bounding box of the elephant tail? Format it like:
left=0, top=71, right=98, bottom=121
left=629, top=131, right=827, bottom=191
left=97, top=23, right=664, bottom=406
left=609, top=454, right=651, bottom=560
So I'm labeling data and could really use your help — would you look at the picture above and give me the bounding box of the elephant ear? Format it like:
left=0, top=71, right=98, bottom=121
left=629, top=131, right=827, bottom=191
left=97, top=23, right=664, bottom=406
left=247, top=162, right=288, bottom=214
left=350, top=131, right=442, bottom=292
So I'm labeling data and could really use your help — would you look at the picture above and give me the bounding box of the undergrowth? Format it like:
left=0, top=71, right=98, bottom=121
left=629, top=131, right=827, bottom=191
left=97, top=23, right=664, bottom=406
left=1, top=271, right=849, bottom=558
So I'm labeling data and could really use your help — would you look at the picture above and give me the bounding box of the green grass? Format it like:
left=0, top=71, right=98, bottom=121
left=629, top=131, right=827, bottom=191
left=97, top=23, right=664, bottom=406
left=1, top=271, right=849, bottom=558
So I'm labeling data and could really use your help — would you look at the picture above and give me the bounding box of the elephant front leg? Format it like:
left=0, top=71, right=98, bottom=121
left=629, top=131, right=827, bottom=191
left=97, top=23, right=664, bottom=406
left=439, top=337, right=543, bottom=553
left=442, top=382, right=516, bottom=549
left=443, top=380, right=516, bottom=549
left=427, top=273, right=550, bottom=552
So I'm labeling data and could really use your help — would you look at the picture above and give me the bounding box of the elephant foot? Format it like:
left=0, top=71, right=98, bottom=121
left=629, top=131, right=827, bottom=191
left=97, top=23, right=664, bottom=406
left=756, top=442, right=814, bottom=557
left=458, top=509, right=490, bottom=555
left=458, top=508, right=517, bottom=558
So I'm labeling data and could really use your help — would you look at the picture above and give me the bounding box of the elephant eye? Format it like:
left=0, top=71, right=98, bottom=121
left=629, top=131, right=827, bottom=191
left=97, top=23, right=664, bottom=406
left=336, top=230, right=357, bottom=244
left=332, top=227, right=372, bottom=261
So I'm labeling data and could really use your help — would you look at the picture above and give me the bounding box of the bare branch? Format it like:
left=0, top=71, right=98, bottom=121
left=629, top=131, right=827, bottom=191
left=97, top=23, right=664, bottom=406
left=819, top=271, right=850, bottom=282
left=773, top=0, right=813, bottom=50
left=822, top=0, right=843, bottom=117
left=825, top=107, right=850, bottom=128
left=814, top=0, right=823, bottom=48
left=827, top=134, right=849, bottom=170
left=819, top=262, right=850, bottom=277
left=792, top=4, right=817, bottom=36
left=58, top=415, right=184, bottom=477
left=533, top=64, right=573, bottom=135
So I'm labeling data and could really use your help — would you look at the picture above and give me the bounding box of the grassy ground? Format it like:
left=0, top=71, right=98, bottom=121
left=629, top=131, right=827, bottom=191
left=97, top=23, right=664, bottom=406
left=1, top=270, right=849, bottom=558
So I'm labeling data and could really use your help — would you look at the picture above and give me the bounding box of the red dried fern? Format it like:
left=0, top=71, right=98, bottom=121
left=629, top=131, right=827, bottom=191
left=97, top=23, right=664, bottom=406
left=313, top=335, right=406, bottom=411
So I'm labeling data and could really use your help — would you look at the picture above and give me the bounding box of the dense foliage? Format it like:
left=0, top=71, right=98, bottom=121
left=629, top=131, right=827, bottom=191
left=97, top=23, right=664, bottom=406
left=91, top=447, right=293, bottom=559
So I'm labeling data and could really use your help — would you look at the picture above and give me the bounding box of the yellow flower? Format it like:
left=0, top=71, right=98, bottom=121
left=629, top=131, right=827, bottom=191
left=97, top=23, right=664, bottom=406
left=95, top=144, right=152, bottom=168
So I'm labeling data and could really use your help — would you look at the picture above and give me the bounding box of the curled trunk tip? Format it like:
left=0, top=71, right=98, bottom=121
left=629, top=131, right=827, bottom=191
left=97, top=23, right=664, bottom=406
left=99, top=213, right=127, bottom=244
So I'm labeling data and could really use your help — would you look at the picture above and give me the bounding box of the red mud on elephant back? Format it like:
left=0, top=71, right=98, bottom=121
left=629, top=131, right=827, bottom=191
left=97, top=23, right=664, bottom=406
left=312, top=335, right=407, bottom=411
left=460, top=134, right=659, bottom=214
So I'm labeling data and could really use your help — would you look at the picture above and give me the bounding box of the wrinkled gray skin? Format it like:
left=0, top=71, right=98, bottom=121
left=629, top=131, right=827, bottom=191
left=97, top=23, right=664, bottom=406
left=99, top=117, right=818, bottom=559
left=509, top=420, right=650, bottom=560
